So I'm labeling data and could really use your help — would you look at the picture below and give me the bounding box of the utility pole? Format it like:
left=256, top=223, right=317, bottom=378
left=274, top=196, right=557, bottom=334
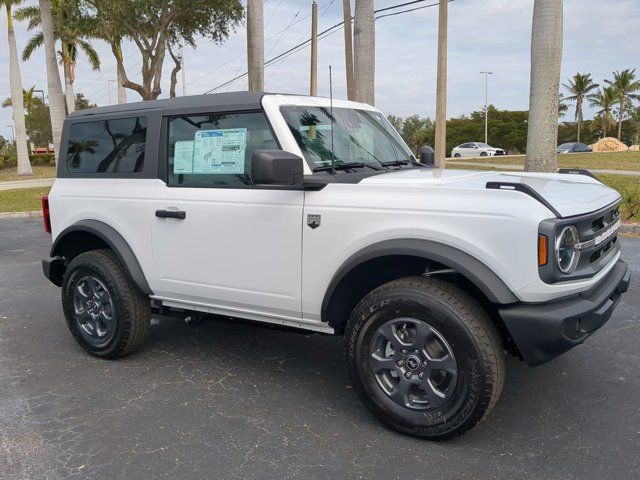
left=481, top=71, right=493, bottom=144
left=247, top=0, right=265, bottom=92
left=434, top=0, right=448, bottom=167
left=116, top=69, right=127, bottom=104
left=310, top=0, right=318, bottom=96
left=342, top=0, right=355, bottom=100
left=181, top=46, right=187, bottom=96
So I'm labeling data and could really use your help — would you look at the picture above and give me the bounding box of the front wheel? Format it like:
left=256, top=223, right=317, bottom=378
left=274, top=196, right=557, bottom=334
left=344, top=277, right=504, bottom=439
left=62, top=249, right=150, bottom=358
left=480, top=151, right=488, bottom=156
left=453, top=153, right=461, bottom=158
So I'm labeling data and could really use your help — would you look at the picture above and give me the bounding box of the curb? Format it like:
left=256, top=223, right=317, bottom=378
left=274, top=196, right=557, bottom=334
left=622, top=222, right=640, bottom=236
left=0, top=210, right=43, bottom=220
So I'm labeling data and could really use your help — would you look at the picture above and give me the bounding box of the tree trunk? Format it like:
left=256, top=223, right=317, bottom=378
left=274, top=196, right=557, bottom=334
left=247, top=0, right=264, bottom=92
left=6, top=6, right=33, bottom=176
left=617, top=102, right=623, bottom=140
left=113, top=42, right=127, bottom=104
left=525, top=0, right=563, bottom=172
left=64, top=60, right=75, bottom=113
left=576, top=97, right=581, bottom=143
left=434, top=0, right=448, bottom=168
left=39, top=0, right=67, bottom=164
left=168, top=43, right=181, bottom=98
left=353, top=0, right=375, bottom=105
left=343, top=0, right=355, bottom=100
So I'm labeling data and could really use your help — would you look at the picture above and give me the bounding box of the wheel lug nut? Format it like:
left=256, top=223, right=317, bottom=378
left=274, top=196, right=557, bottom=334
left=418, top=372, right=425, bottom=380
left=404, top=372, right=411, bottom=380
left=401, top=349, right=407, bottom=355
left=423, top=360, right=428, bottom=367
left=414, top=349, right=419, bottom=354
left=396, top=360, right=404, bottom=367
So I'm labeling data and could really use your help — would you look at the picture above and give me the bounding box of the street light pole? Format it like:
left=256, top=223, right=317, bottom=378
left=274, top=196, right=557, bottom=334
left=480, top=71, right=493, bottom=145
left=6, top=125, right=15, bottom=141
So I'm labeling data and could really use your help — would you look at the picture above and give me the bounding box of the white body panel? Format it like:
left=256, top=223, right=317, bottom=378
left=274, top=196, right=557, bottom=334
left=48, top=94, right=623, bottom=333
left=150, top=180, right=305, bottom=321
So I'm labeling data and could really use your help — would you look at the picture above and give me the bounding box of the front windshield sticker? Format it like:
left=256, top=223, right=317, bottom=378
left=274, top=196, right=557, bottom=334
left=173, top=140, right=194, bottom=174
left=191, top=128, right=247, bottom=174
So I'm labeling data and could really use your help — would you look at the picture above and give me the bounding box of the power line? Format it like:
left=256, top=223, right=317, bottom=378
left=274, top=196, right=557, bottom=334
left=203, top=0, right=451, bottom=95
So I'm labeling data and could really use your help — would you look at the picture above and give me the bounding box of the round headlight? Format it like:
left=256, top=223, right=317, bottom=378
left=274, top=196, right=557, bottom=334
left=555, top=226, right=580, bottom=274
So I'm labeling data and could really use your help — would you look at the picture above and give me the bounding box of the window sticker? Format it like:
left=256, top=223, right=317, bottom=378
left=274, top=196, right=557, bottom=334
left=173, top=140, right=194, bottom=174
left=192, top=128, right=247, bottom=174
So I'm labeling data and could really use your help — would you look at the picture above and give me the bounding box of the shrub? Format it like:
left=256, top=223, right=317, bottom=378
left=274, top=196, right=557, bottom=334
left=29, top=153, right=55, bottom=166
left=598, top=174, right=640, bottom=222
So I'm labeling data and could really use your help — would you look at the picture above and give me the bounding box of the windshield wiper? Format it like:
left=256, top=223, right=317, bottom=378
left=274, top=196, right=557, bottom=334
left=381, top=158, right=425, bottom=168
left=313, top=162, right=383, bottom=172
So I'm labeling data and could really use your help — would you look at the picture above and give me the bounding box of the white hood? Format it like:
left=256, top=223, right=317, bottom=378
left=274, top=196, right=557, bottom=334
left=359, top=168, right=621, bottom=218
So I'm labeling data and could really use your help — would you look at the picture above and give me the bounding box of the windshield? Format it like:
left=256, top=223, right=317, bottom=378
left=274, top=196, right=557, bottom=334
left=558, top=143, right=574, bottom=148
left=280, top=106, right=413, bottom=169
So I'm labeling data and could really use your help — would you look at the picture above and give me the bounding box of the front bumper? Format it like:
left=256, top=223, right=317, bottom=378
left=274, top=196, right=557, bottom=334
left=499, top=259, right=630, bottom=366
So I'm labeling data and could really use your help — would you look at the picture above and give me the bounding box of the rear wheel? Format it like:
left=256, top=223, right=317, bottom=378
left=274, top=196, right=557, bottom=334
left=62, top=249, right=150, bottom=358
left=453, top=153, right=461, bottom=158
left=344, top=276, right=504, bottom=439
left=480, top=151, right=488, bottom=156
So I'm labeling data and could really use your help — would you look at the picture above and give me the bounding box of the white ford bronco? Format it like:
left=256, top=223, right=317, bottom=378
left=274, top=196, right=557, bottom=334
left=42, top=92, right=630, bottom=439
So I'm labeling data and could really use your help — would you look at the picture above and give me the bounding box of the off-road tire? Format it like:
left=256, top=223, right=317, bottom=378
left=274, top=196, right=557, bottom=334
left=62, top=249, right=150, bottom=358
left=344, top=276, right=505, bottom=440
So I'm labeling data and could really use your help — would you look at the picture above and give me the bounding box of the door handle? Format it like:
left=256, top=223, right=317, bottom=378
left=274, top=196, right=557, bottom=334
left=155, top=209, right=186, bottom=219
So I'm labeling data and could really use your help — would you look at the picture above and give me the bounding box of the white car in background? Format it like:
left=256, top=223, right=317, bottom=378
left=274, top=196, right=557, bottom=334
left=451, top=142, right=506, bottom=157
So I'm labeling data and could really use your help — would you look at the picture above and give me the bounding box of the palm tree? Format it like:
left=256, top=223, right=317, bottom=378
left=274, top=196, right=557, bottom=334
left=353, top=0, right=375, bottom=106
left=588, top=86, right=617, bottom=137
left=562, top=73, right=598, bottom=142
left=16, top=1, right=100, bottom=113
left=604, top=69, right=640, bottom=141
left=525, top=0, right=563, bottom=172
left=2, top=0, right=33, bottom=176
left=39, top=0, right=67, bottom=164
left=558, top=93, right=569, bottom=118
left=2, top=86, right=39, bottom=112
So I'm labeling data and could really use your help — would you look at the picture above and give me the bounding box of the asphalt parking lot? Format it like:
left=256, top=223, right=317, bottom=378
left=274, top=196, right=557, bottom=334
left=1, top=219, right=639, bottom=480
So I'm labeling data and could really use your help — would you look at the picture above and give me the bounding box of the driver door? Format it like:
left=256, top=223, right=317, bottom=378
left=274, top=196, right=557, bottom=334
left=151, top=111, right=304, bottom=320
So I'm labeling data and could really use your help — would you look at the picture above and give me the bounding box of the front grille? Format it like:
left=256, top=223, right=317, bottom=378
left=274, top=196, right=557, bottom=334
left=538, top=201, right=622, bottom=283
left=494, top=150, right=505, bottom=156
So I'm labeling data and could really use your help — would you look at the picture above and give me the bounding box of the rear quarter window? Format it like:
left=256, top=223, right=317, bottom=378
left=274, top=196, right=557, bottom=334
left=66, top=117, right=147, bottom=173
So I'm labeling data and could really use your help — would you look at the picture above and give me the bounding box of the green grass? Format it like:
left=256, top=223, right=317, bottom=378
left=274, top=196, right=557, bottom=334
left=0, top=166, right=57, bottom=182
left=448, top=151, right=640, bottom=171
left=0, top=187, right=51, bottom=213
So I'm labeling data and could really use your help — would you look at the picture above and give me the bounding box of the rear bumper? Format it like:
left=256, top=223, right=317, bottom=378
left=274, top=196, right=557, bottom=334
left=499, top=259, right=630, bottom=366
left=42, top=256, right=65, bottom=287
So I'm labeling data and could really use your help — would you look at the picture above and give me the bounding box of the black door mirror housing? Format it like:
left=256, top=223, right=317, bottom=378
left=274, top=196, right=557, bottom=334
left=250, top=150, right=304, bottom=186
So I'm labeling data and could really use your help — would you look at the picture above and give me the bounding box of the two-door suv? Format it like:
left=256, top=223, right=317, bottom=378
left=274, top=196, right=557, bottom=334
left=42, top=92, right=630, bottom=439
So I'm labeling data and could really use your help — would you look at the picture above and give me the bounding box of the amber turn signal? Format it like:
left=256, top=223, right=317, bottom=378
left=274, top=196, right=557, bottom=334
left=538, top=234, right=548, bottom=267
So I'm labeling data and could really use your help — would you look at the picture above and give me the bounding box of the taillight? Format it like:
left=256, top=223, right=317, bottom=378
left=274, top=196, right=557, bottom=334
left=42, top=194, right=51, bottom=234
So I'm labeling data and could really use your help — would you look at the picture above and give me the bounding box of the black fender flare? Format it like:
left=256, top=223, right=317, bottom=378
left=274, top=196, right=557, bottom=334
left=50, top=219, right=153, bottom=295
left=321, top=238, right=518, bottom=323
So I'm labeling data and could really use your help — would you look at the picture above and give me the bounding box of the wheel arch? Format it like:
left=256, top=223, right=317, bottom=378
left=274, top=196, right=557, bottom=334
left=50, top=220, right=153, bottom=295
left=321, top=239, right=518, bottom=332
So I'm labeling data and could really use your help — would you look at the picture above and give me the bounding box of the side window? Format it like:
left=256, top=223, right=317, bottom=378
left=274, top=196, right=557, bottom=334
left=66, top=117, right=147, bottom=173
left=167, top=112, right=278, bottom=187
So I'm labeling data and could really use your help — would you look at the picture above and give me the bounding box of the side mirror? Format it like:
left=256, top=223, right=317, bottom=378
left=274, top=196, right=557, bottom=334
left=473, top=145, right=479, bottom=149
left=250, top=150, right=304, bottom=186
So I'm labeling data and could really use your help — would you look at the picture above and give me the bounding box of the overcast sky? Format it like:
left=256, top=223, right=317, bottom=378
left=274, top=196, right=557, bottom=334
left=0, top=0, right=639, bottom=142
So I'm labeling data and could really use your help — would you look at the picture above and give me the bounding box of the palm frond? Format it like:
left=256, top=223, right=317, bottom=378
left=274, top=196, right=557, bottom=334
left=21, top=31, right=44, bottom=61
left=77, top=39, right=101, bottom=70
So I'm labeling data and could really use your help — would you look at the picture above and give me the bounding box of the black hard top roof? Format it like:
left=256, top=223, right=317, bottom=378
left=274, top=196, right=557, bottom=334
left=68, top=91, right=280, bottom=118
